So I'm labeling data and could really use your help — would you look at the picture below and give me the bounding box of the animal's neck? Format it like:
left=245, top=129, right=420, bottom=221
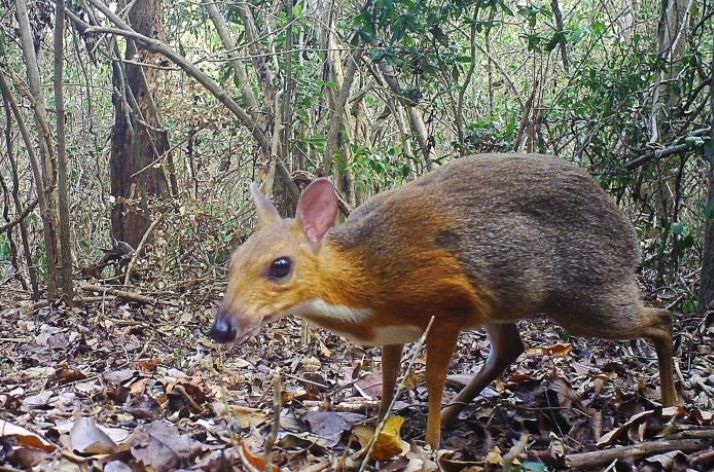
left=315, top=238, right=375, bottom=309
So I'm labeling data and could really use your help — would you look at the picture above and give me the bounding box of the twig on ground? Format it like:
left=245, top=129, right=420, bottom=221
left=301, top=399, right=381, bottom=413
left=264, top=371, right=283, bottom=472
left=503, top=432, right=529, bottom=471
left=565, top=439, right=707, bottom=469
left=357, top=316, right=435, bottom=471
left=80, top=283, right=179, bottom=306
left=236, top=444, right=262, bottom=472
left=283, top=372, right=330, bottom=390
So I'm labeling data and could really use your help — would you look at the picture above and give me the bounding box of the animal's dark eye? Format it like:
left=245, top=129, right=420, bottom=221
left=268, top=257, right=292, bottom=279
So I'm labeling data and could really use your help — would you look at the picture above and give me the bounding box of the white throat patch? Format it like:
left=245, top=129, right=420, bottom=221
left=291, top=298, right=372, bottom=323
left=289, top=298, right=423, bottom=346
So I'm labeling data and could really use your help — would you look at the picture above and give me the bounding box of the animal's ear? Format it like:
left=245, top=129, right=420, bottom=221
left=296, top=178, right=339, bottom=246
left=251, top=182, right=280, bottom=226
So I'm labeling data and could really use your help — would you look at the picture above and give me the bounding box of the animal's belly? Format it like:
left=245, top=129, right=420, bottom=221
left=336, top=324, right=424, bottom=346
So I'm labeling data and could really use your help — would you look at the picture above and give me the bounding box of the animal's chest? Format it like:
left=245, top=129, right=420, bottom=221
left=291, top=298, right=424, bottom=346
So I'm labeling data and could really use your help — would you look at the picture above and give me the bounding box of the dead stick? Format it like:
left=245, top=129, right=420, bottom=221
left=80, top=283, right=179, bottom=306
left=667, top=429, right=714, bottom=440
left=565, top=439, right=707, bottom=469
left=357, top=316, right=435, bottom=471
left=503, top=432, right=529, bottom=471
left=123, top=214, right=164, bottom=286
left=264, top=371, right=282, bottom=471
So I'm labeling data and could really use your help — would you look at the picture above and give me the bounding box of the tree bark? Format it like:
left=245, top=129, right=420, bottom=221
left=14, top=0, right=66, bottom=298
left=54, top=0, right=74, bottom=299
left=109, top=0, right=171, bottom=249
left=650, top=0, right=694, bottom=283
left=699, top=54, right=714, bottom=311
left=376, top=61, right=433, bottom=170
left=83, top=0, right=299, bottom=205
left=550, top=0, right=570, bottom=72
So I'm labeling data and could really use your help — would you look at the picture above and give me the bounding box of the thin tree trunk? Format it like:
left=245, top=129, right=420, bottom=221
left=202, top=0, right=261, bottom=114
left=0, top=170, right=25, bottom=290
left=650, top=0, right=693, bottom=283
left=2, top=98, right=39, bottom=299
left=54, top=0, right=74, bottom=299
left=376, top=61, right=433, bottom=170
left=550, top=0, right=570, bottom=72
left=14, top=0, right=64, bottom=298
left=699, top=54, right=714, bottom=311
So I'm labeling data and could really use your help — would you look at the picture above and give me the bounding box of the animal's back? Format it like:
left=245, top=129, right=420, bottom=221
left=331, top=153, right=640, bottom=323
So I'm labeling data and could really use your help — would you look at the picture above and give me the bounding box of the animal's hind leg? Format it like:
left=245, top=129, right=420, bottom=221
left=440, top=323, right=524, bottom=427
left=641, top=307, right=678, bottom=406
left=553, top=300, right=678, bottom=406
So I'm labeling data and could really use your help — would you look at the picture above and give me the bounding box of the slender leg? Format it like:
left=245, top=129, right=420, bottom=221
left=425, top=324, right=460, bottom=449
left=441, top=322, right=524, bottom=427
left=553, top=301, right=679, bottom=406
left=643, top=308, right=678, bottom=406
left=379, top=343, right=404, bottom=419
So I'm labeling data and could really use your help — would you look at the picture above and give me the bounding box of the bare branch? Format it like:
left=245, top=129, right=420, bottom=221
left=0, top=199, right=38, bottom=233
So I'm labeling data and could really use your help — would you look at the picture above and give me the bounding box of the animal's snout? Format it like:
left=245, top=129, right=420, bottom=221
left=208, top=315, right=237, bottom=343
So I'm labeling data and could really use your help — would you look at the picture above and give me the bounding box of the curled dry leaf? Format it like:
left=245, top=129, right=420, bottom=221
left=240, top=441, right=279, bottom=472
left=8, top=446, right=53, bottom=468
left=0, top=419, right=56, bottom=452
left=353, top=416, right=410, bottom=461
left=129, top=419, right=203, bottom=472
left=485, top=446, right=503, bottom=466
left=69, top=416, right=119, bottom=455
left=355, top=372, right=383, bottom=399
left=596, top=406, right=708, bottom=448
left=436, top=449, right=484, bottom=472
left=229, top=405, right=268, bottom=429
left=302, top=410, right=366, bottom=446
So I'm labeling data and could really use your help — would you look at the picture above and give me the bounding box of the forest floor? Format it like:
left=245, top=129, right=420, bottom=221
left=0, top=287, right=713, bottom=471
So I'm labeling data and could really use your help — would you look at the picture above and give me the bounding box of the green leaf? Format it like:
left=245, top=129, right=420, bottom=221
left=497, top=0, right=514, bottom=16
left=592, top=21, right=607, bottom=35
left=522, top=462, right=547, bottom=472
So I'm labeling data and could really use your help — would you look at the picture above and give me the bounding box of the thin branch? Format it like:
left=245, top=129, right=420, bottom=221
left=202, top=0, right=261, bottom=113
left=54, top=0, right=75, bottom=299
left=122, top=214, right=165, bottom=286
left=0, top=199, right=39, bottom=233
left=625, top=127, right=711, bottom=169
left=324, top=46, right=365, bottom=175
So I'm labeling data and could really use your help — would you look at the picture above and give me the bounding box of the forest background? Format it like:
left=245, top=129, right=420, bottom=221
left=0, top=0, right=712, bottom=470
left=0, top=0, right=711, bottom=310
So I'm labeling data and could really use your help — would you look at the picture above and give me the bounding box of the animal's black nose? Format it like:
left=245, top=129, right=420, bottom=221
left=209, top=317, right=237, bottom=343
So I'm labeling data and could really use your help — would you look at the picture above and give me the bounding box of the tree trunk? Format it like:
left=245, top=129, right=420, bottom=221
left=650, top=0, right=692, bottom=283
left=2, top=99, right=39, bottom=299
left=14, top=0, right=67, bottom=299
left=699, top=55, right=714, bottom=311
left=110, top=0, right=171, bottom=249
left=53, top=0, right=74, bottom=299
